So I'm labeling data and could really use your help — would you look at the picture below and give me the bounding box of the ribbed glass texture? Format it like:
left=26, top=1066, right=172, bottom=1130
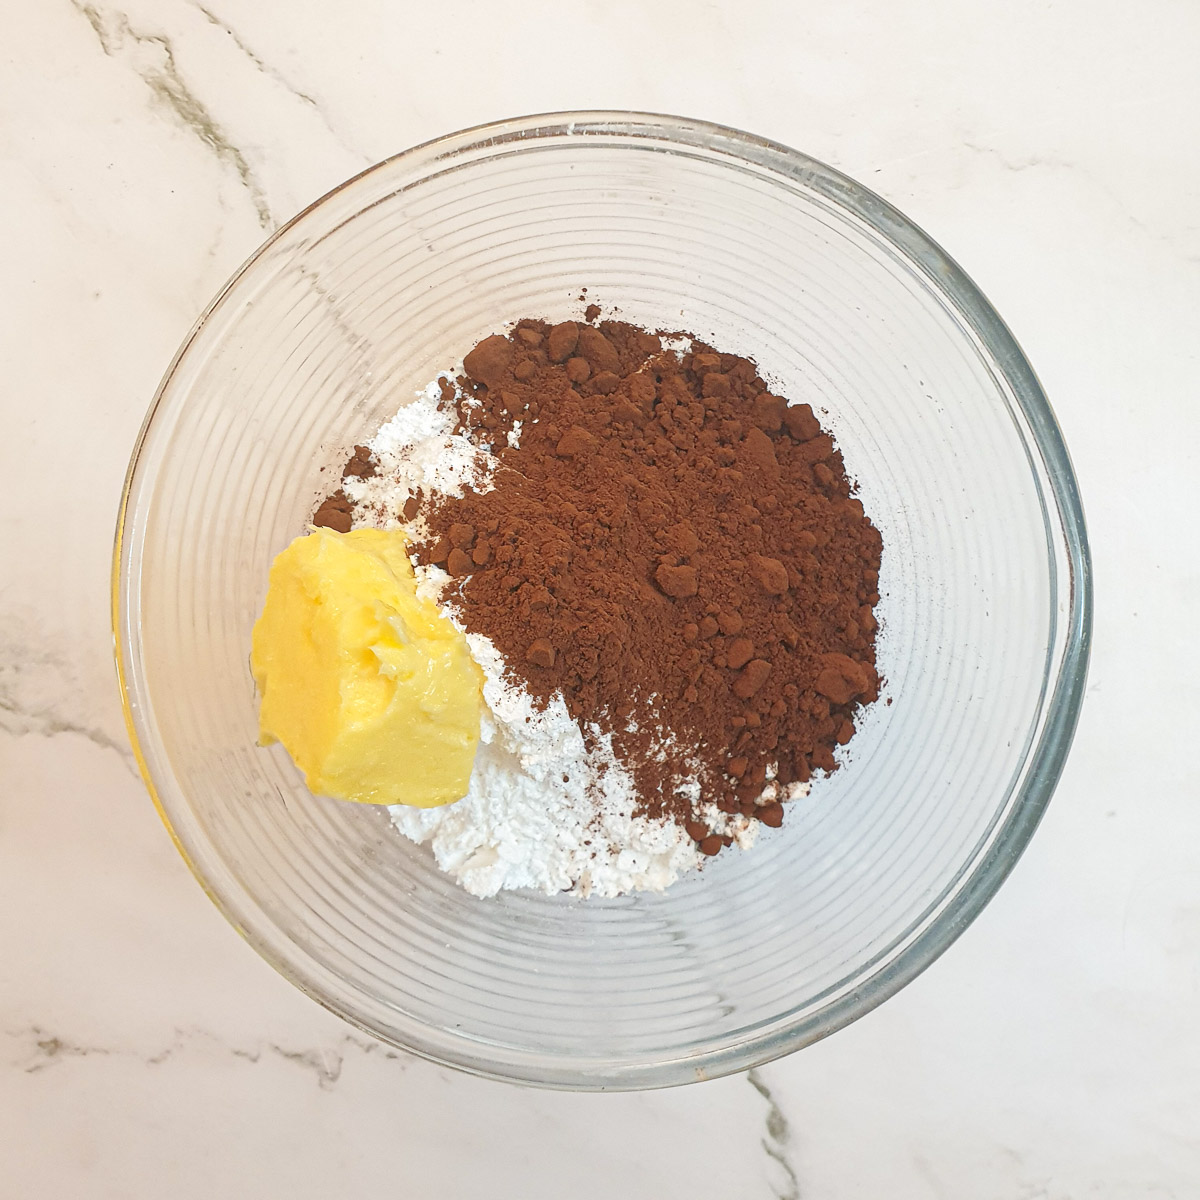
left=115, top=113, right=1091, bottom=1089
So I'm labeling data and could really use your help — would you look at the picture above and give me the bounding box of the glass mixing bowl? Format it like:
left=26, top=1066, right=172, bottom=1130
left=114, top=112, right=1091, bottom=1089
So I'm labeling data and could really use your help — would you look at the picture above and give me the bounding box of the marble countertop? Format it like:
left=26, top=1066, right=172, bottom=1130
left=3, top=1, right=1198, bottom=1195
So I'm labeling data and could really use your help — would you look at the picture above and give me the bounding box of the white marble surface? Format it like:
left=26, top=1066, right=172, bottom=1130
left=2, top=0, right=1198, bottom=1194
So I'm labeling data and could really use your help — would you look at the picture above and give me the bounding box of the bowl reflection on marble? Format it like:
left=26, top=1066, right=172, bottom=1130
left=113, top=111, right=1091, bottom=1090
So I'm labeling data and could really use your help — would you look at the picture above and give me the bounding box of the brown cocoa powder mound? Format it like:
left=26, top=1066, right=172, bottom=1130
left=382, top=317, right=884, bottom=843
left=319, top=318, right=883, bottom=845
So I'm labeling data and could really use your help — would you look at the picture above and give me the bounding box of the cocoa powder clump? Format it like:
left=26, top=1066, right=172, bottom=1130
left=313, top=489, right=353, bottom=533
left=383, top=318, right=884, bottom=844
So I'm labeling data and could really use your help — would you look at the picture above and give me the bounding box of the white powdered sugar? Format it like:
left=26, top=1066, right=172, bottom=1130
left=345, top=369, right=805, bottom=899
left=390, top=618, right=701, bottom=898
left=345, top=375, right=496, bottom=533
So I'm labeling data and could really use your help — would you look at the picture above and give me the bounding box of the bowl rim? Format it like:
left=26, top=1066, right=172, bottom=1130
left=113, top=108, right=1094, bottom=1090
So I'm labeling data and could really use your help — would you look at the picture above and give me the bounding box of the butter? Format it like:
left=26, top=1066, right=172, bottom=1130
left=250, top=527, right=482, bottom=807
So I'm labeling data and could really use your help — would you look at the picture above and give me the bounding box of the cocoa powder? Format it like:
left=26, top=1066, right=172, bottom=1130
left=312, top=445, right=375, bottom=532
left=322, top=316, right=882, bottom=851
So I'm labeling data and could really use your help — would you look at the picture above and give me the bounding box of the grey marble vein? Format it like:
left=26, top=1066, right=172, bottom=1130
left=747, top=1068, right=800, bottom=1200
left=295, top=263, right=377, bottom=416
left=186, top=0, right=373, bottom=165
left=21, top=1030, right=113, bottom=1073
left=959, top=138, right=1199, bottom=263
left=188, top=1, right=320, bottom=108
left=11, top=1024, right=404, bottom=1085
left=960, top=138, right=1055, bottom=175
left=0, top=695, right=137, bottom=774
left=68, top=0, right=274, bottom=229
left=911, top=1151, right=952, bottom=1199
left=267, top=1044, right=345, bottom=1089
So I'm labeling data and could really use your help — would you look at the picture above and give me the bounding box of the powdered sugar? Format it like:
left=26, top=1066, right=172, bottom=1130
left=390, top=618, right=701, bottom=897
left=344, top=375, right=496, bottom=534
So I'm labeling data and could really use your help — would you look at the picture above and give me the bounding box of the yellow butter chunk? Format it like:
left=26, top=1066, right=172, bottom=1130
left=250, top=527, right=483, bottom=807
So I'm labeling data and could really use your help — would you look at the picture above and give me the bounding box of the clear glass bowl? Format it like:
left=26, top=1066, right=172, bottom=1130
left=114, top=112, right=1092, bottom=1089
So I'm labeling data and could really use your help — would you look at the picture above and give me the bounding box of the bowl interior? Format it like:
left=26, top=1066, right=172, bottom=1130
left=116, top=113, right=1089, bottom=1089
